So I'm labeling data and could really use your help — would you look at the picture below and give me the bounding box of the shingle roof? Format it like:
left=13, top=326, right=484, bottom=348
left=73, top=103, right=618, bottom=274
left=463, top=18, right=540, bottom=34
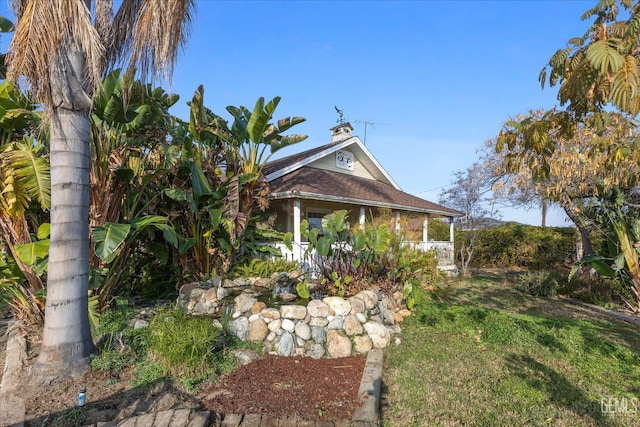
left=268, top=167, right=461, bottom=216
left=263, top=142, right=335, bottom=176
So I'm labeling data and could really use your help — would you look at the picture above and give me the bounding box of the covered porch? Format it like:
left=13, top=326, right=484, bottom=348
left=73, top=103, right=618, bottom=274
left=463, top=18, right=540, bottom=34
left=266, top=197, right=457, bottom=272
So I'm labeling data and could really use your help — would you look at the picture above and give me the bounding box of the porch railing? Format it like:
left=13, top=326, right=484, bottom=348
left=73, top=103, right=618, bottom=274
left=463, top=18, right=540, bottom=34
left=256, top=240, right=456, bottom=272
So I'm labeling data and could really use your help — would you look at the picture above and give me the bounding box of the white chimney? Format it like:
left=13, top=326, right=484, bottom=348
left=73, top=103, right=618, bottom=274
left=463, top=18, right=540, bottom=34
left=330, top=122, right=353, bottom=144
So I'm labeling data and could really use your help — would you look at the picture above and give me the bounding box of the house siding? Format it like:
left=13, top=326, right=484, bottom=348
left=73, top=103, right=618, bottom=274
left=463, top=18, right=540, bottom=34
left=307, top=152, right=376, bottom=180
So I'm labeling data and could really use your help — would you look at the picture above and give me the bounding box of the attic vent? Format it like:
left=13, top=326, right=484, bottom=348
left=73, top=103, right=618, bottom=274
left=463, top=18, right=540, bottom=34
left=330, top=121, right=353, bottom=144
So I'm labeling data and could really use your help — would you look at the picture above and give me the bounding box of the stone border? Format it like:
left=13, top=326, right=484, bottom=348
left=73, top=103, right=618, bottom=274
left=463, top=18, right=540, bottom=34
left=0, top=321, right=27, bottom=427
left=565, top=298, right=640, bottom=325
left=351, top=348, right=383, bottom=426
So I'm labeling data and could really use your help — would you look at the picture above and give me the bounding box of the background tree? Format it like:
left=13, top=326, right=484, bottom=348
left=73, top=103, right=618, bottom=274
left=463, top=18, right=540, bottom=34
left=439, top=162, right=499, bottom=276
left=6, top=0, right=196, bottom=379
left=495, top=0, right=640, bottom=309
left=489, top=110, right=639, bottom=257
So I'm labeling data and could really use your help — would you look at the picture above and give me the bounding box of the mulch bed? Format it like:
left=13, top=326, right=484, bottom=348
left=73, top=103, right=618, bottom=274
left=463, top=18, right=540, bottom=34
left=199, top=354, right=366, bottom=422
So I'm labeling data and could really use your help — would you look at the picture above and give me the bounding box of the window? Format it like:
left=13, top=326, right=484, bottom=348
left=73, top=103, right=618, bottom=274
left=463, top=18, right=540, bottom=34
left=307, top=211, right=325, bottom=231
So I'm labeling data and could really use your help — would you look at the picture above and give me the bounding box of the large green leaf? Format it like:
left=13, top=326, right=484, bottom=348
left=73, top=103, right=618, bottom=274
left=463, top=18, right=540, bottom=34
left=36, top=223, right=50, bottom=239
left=270, top=134, right=308, bottom=154
left=130, top=216, right=178, bottom=248
left=207, top=207, right=222, bottom=228
left=2, top=138, right=50, bottom=210
left=179, top=238, right=196, bottom=255
left=131, top=215, right=169, bottom=229
left=317, top=236, right=331, bottom=257
left=164, top=188, right=197, bottom=212
left=154, top=223, right=178, bottom=248
left=92, top=223, right=131, bottom=263
left=0, top=16, right=14, bottom=32
left=189, top=161, right=212, bottom=197
left=353, top=229, right=366, bottom=251
left=569, top=254, right=617, bottom=282
left=367, top=224, right=390, bottom=253
left=15, top=239, right=50, bottom=266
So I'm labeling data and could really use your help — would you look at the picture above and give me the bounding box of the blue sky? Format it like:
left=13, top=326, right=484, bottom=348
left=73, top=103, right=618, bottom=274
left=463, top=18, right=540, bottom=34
left=1, top=0, right=598, bottom=226
left=167, top=0, right=598, bottom=227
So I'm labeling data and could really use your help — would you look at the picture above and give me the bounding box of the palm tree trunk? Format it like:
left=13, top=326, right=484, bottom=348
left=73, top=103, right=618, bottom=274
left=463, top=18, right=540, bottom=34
left=35, top=109, right=94, bottom=378
left=35, top=43, right=95, bottom=378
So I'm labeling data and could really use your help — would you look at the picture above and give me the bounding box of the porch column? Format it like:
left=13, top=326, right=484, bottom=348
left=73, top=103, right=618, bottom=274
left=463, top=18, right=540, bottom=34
left=293, top=198, right=301, bottom=247
left=359, top=207, right=366, bottom=230
left=423, top=216, right=428, bottom=242
left=449, top=217, right=454, bottom=242
left=395, top=212, right=401, bottom=232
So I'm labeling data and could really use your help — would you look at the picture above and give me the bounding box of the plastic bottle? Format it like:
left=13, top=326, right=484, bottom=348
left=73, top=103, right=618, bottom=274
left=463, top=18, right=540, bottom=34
left=78, top=387, right=86, bottom=408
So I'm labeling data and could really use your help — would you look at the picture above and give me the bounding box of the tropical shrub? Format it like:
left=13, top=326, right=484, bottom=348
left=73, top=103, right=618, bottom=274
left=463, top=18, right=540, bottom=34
left=300, top=210, right=439, bottom=299
left=162, top=88, right=306, bottom=279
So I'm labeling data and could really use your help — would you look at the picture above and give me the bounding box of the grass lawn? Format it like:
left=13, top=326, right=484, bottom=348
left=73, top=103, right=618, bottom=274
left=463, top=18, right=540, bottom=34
left=381, top=272, right=640, bottom=426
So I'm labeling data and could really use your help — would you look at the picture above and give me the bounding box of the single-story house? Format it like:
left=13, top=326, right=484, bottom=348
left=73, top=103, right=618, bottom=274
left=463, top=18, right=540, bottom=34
left=263, top=121, right=462, bottom=271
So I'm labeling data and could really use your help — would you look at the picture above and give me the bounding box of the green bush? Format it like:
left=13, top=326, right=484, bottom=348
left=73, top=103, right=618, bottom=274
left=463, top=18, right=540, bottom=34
left=148, top=306, right=219, bottom=373
left=562, top=269, right=633, bottom=308
left=462, top=224, right=576, bottom=269
left=517, top=270, right=561, bottom=297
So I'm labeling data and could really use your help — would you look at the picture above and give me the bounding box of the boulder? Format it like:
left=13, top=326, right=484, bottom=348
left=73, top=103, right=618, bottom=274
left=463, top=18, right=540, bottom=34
left=348, top=296, right=366, bottom=315
left=355, top=290, right=378, bottom=310
left=295, top=321, right=312, bottom=341
left=353, top=335, right=373, bottom=353
left=275, top=332, right=295, bottom=356
left=261, top=308, right=281, bottom=320
left=234, top=292, right=257, bottom=315
left=248, top=318, right=269, bottom=341
left=281, top=318, right=296, bottom=332
left=344, top=315, right=363, bottom=336
left=228, top=317, right=249, bottom=341
left=307, top=300, right=330, bottom=317
left=326, top=330, right=352, bottom=358
left=364, top=321, right=391, bottom=348
left=323, top=297, right=352, bottom=316
left=280, top=305, right=307, bottom=320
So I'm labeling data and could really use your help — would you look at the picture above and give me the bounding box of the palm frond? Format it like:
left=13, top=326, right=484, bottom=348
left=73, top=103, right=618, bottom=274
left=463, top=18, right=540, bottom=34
left=7, top=0, right=104, bottom=108
left=109, top=0, right=196, bottom=82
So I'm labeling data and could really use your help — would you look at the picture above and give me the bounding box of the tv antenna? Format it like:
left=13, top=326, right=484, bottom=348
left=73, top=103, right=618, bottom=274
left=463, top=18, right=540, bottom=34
left=355, top=119, right=387, bottom=144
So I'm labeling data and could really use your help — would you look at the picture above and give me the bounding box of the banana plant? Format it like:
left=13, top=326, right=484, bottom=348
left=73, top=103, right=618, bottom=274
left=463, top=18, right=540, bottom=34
left=91, top=215, right=178, bottom=307
left=165, top=87, right=307, bottom=277
left=0, top=83, right=47, bottom=325
left=88, top=71, right=182, bottom=308
left=569, top=186, right=640, bottom=310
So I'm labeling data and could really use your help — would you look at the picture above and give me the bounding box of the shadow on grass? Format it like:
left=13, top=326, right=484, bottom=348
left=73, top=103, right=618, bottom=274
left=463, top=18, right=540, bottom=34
left=441, top=274, right=531, bottom=312
left=24, top=379, right=205, bottom=427
left=441, top=273, right=640, bottom=356
left=504, top=353, right=613, bottom=426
